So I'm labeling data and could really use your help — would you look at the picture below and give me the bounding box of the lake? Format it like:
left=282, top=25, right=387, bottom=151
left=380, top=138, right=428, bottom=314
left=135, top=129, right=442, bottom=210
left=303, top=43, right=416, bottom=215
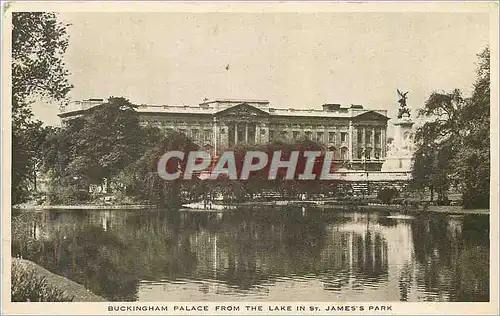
left=13, top=207, right=489, bottom=302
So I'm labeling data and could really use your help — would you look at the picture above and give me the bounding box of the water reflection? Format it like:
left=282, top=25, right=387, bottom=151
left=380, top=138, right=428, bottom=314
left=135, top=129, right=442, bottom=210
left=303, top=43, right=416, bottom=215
left=12, top=208, right=489, bottom=302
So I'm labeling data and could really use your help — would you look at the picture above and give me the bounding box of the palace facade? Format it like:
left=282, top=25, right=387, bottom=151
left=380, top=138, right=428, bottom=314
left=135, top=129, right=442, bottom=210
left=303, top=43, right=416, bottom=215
left=59, top=98, right=390, bottom=171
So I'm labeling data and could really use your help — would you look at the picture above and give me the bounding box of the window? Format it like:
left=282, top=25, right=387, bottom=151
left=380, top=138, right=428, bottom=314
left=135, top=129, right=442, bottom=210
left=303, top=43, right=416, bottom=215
left=248, top=126, right=256, bottom=144
left=204, top=129, right=212, bottom=141
left=365, top=131, right=372, bottom=144
left=328, top=132, right=335, bottom=143
left=280, top=130, right=288, bottom=139
left=237, top=126, right=245, bottom=143
left=293, top=131, right=300, bottom=139
left=191, top=129, right=199, bottom=140
left=375, top=130, right=381, bottom=145
left=269, top=130, right=276, bottom=141
left=357, top=131, right=363, bottom=143
left=305, top=131, right=312, bottom=140
left=341, top=132, right=348, bottom=143
left=316, top=132, right=324, bottom=143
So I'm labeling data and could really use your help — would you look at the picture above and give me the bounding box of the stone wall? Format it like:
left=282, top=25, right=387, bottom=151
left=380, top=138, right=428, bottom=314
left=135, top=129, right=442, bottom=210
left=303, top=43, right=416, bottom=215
left=336, top=180, right=410, bottom=196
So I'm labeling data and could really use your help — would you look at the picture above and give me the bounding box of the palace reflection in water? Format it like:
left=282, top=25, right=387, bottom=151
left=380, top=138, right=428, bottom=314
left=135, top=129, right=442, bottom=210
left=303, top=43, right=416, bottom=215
left=14, top=207, right=489, bottom=302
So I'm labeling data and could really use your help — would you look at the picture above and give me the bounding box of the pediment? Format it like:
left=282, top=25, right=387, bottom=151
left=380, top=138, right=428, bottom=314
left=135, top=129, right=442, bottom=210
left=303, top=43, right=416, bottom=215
left=215, top=103, right=269, bottom=117
left=353, top=111, right=390, bottom=121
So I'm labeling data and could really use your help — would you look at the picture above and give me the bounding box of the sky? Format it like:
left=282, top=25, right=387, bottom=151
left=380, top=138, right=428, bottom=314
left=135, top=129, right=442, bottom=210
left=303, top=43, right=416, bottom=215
left=31, top=11, right=490, bottom=131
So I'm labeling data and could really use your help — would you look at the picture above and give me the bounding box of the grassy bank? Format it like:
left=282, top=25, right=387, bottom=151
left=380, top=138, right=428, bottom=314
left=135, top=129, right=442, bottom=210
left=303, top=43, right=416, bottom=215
left=16, top=201, right=489, bottom=216
left=229, top=199, right=489, bottom=215
left=11, top=258, right=106, bottom=302
left=425, top=205, right=489, bottom=215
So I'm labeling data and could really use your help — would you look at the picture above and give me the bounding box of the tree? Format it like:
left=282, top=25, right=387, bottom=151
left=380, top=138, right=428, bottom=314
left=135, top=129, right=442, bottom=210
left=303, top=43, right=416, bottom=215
left=118, top=129, right=199, bottom=208
left=12, top=121, right=55, bottom=202
left=412, top=47, right=490, bottom=208
left=411, top=141, right=453, bottom=203
left=377, top=186, right=400, bottom=205
left=204, top=139, right=328, bottom=200
left=42, top=97, right=162, bottom=202
left=74, top=97, right=148, bottom=189
left=453, top=48, right=490, bottom=208
left=12, top=12, right=72, bottom=204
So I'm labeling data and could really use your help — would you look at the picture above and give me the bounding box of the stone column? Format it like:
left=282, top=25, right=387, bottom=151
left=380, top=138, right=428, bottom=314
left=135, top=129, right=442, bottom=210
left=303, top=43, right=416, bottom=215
left=351, top=128, right=358, bottom=161
left=361, top=127, right=366, bottom=157
left=381, top=127, right=387, bottom=158
left=260, top=123, right=269, bottom=143
left=363, top=127, right=366, bottom=145
left=372, top=127, right=375, bottom=149
left=234, top=122, right=238, bottom=144
left=219, top=123, right=229, bottom=150
left=255, top=124, right=260, bottom=143
left=213, top=117, right=218, bottom=155
left=245, top=123, right=249, bottom=143
left=348, top=121, right=353, bottom=161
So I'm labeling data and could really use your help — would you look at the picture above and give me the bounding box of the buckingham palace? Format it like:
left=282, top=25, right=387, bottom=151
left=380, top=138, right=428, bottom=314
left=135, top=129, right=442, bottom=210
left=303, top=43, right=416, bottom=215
left=59, top=98, right=390, bottom=171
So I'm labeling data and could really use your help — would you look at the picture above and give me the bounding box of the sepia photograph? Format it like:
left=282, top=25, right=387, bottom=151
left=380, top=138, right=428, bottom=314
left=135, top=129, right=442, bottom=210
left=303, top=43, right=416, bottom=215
left=2, top=1, right=498, bottom=315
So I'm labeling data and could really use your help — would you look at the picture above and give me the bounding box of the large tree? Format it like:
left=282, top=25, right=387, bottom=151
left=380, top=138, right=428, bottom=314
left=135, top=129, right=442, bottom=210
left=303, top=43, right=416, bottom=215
left=118, top=129, right=199, bottom=208
left=412, top=48, right=490, bottom=208
left=42, top=97, right=162, bottom=202
left=192, top=139, right=332, bottom=202
left=454, top=48, right=490, bottom=208
left=12, top=12, right=72, bottom=203
left=73, top=97, right=147, bottom=188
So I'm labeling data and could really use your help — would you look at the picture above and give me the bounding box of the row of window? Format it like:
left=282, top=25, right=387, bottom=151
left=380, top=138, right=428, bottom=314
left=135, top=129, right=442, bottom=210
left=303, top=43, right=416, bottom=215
left=357, top=130, right=382, bottom=145
left=179, top=128, right=213, bottom=141
left=176, top=128, right=382, bottom=149
left=269, top=130, right=349, bottom=143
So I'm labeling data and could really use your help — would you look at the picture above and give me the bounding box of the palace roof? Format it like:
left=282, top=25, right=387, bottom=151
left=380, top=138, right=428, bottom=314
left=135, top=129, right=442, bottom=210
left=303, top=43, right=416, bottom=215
left=58, top=98, right=389, bottom=120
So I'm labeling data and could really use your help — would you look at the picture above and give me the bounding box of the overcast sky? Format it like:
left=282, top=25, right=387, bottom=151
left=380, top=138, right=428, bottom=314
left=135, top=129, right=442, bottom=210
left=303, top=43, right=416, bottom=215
left=31, top=11, right=489, bottom=129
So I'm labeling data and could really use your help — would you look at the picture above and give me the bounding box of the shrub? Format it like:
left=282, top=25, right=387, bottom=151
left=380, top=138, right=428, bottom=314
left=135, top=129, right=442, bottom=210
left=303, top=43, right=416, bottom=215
left=11, top=207, right=21, bottom=217
left=377, top=186, right=400, bottom=205
left=11, top=259, right=74, bottom=302
left=47, top=183, right=90, bottom=205
left=11, top=212, right=41, bottom=258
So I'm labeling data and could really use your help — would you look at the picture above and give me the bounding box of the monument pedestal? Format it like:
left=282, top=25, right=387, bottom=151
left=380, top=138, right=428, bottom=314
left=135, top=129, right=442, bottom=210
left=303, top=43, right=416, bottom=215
left=382, top=116, right=415, bottom=172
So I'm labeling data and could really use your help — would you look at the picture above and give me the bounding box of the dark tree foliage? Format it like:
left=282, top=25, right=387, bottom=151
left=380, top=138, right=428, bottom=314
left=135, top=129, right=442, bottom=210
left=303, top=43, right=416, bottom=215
left=188, top=139, right=336, bottom=202
left=119, top=136, right=334, bottom=206
left=412, top=48, right=490, bottom=208
left=377, top=186, right=400, bottom=205
left=118, top=129, right=199, bottom=208
left=42, top=97, right=164, bottom=204
left=12, top=12, right=72, bottom=204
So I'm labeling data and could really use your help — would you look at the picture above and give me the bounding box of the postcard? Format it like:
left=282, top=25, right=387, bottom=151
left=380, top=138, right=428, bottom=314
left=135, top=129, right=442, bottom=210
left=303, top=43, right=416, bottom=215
left=2, top=1, right=498, bottom=315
